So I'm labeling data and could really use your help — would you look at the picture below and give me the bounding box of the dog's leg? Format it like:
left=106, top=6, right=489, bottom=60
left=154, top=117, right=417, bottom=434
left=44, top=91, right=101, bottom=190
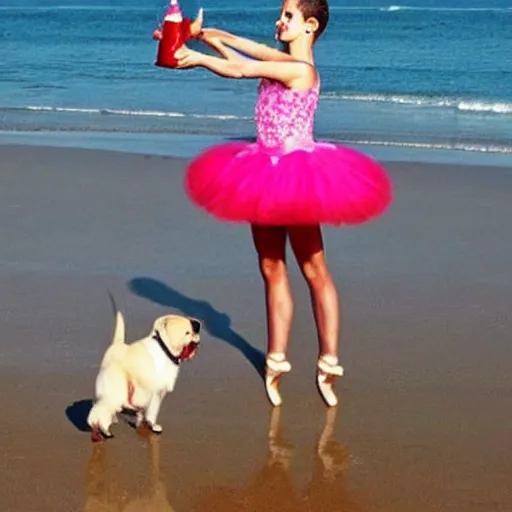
left=88, top=400, right=117, bottom=441
left=91, top=426, right=104, bottom=443
left=144, top=392, right=165, bottom=434
left=90, top=422, right=114, bottom=442
left=135, top=410, right=144, bottom=428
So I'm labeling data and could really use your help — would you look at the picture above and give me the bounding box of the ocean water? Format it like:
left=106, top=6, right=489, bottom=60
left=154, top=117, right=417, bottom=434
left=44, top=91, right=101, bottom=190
left=0, top=0, right=511, bottom=160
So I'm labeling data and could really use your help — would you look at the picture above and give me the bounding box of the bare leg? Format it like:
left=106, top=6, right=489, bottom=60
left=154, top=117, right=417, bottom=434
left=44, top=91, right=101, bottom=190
left=251, top=225, right=293, bottom=354
left=251, top=225, right=293, bottom=405
left=289, top=226, right=340, bottom=357
left=289, top=226, right=343, bottom=406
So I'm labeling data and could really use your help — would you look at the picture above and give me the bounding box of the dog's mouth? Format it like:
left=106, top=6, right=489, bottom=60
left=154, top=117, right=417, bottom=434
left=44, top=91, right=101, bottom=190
left=179, top=342, right=200, bottom=361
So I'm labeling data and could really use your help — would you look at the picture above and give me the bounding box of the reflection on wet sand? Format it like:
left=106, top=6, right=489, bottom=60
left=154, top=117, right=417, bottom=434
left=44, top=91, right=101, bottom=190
left=83, top=408, right=361, bottom=512
left=306, top=407, right=360, bottom=511
left=193, top=407, right=362, bottom=512
left=84, top=428, right=175, bottom=512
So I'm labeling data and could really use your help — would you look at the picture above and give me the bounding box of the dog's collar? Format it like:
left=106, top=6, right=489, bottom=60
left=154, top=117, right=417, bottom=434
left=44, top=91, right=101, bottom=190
left=152, top=330, right=181, bottom=366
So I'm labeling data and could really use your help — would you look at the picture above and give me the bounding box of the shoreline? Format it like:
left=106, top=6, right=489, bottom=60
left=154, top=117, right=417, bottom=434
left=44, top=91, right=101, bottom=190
left=1, top=130, right=511, bottom=168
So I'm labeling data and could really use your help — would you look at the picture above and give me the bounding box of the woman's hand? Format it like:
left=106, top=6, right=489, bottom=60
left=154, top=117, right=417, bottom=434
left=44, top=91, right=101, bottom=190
left=175, top=46, right=203, bottom=69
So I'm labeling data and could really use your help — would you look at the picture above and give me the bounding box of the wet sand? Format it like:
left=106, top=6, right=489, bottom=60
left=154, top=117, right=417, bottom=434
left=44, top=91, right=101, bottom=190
left=0, top=145, right=511, bottom=511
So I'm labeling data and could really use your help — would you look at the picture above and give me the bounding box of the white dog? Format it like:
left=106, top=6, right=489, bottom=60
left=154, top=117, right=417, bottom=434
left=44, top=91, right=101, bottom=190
left=87, top=303, right=201, bottom=441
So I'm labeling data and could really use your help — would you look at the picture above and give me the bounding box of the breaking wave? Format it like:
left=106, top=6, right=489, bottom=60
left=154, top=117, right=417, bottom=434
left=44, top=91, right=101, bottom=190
left=321, top=93, right=512, bottom=115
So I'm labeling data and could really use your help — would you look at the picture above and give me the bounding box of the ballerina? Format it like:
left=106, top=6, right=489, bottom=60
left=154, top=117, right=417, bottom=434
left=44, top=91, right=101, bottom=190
left=172, top=0, right=392, bottom=407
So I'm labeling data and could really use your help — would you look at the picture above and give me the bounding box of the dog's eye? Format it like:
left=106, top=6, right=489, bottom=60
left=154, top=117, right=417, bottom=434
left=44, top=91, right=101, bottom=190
left=185, top=331, right=191, bottom=335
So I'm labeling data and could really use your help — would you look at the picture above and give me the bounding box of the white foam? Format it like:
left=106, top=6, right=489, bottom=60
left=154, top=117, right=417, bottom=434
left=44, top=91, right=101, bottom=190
left=330, top=5, right=511, bottom=12
left=341, top=138, right=512, bottom=154
left=457, top=101, right=512, bottom=114
left=321, top=93, right=512, bottom=115
left=24, top=106, right=250, bottom=121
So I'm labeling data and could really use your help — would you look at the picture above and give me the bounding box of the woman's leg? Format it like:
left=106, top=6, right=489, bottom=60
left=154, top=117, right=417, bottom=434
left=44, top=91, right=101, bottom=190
left=288, top=226, right=343, bottom=406
left=251, top=225, right=293, bottom=355
left=251, top=224, right=293, bottom=406
left=288, top=226, right=340, bottom=357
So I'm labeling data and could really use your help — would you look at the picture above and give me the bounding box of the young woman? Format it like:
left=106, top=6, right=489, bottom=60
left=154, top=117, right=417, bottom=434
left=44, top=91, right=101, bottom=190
left=172, top=0, right=392, bottom=407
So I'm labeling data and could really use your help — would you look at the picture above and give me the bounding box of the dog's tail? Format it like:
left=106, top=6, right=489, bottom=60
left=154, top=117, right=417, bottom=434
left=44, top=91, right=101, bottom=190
left=108, top=292, right=125, bottom=345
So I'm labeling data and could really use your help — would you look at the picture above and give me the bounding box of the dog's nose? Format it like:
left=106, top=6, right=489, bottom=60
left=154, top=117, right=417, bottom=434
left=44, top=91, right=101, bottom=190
left=190, top=319, right=201, bottom=334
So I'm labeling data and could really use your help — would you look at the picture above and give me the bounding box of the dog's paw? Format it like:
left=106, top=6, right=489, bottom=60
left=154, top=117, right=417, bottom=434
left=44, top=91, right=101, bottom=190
left=150, top=424, right=163, bottom=434
left=91, top=427, right=113, bottom=443
left=91, top=428, right=103, bottom=443
left=136, top=420, right=163, bottom=436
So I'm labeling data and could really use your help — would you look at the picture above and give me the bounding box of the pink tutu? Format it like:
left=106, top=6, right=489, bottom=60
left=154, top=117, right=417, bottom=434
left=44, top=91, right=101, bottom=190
left=185, top=141, right=392, bottom=225
left=185, top=78, right=392, bottom=226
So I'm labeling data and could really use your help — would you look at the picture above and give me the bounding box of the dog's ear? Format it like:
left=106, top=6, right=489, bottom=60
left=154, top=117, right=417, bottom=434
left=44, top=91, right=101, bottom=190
left=153, top=316, right=175, bottom=354
left=152, top=316, right=168, bottom=339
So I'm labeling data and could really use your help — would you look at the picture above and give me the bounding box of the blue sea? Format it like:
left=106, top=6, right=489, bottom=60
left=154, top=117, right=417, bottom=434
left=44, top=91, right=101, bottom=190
left=0, top=0, right=511, bottom=163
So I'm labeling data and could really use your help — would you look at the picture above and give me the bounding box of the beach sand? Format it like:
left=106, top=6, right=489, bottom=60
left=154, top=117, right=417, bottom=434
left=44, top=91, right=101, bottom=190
left=0, top=145, right=511, bottom=511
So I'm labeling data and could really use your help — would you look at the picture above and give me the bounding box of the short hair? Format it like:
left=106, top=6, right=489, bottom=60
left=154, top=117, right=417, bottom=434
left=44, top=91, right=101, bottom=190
left=298, top=0, right=330, bottom=41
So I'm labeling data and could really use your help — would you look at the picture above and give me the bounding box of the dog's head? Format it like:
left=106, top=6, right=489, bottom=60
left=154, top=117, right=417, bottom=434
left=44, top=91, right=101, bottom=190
left=152, top=314, right=201, bottom=362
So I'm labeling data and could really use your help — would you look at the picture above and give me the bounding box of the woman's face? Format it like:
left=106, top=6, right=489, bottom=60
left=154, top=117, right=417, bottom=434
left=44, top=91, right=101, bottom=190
left=275, top=0, right=307, bottom=43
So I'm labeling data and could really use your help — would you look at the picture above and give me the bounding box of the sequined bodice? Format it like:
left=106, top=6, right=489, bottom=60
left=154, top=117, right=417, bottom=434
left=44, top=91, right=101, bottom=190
left=255, top=79, right=319, bottom=150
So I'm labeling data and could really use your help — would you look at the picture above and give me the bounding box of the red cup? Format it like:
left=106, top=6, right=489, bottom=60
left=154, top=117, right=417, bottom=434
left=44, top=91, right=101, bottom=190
left=155, top=15, right=192, bottom=68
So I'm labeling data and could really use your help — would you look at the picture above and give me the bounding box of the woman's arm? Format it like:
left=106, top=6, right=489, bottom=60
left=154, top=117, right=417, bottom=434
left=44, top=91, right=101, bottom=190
left=175, top=47, right=315, bottom=88
left=200, top=28, right=294, bottom=62
left=188, top=10, right=248, bottom=62
left=201, top=35, right=249, bottom=62
left=153, top=11, right=248, bottom=62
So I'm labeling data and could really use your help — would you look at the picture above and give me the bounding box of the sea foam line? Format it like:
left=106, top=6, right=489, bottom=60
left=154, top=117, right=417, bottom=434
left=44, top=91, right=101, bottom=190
left=321, top=93, right=512, bottom=115
left=2, top=125, right=510, bottom=154
left=326, top=5, right=512, bottom=12
left=376, top=5, right=511, bottom=12
left=340, top=139, right=512, bottom=154
left=0, top=5, right=153, bottom=11
left=19, top=106, right=250, bottom=121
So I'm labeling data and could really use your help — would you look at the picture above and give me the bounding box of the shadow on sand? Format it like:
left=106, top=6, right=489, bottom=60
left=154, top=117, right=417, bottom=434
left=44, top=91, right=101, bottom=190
left=66, top=398, right=93, bottom=433
left=128, top=277, right=265, bottom=379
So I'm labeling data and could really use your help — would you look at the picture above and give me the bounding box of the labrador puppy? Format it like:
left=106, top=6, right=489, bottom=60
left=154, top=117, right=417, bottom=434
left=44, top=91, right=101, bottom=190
left=87, top=304, right=201, bottom=441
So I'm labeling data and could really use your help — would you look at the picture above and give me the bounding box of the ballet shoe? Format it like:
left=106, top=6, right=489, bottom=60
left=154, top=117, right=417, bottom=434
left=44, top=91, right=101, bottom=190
left=316, top=355, right=344, bottom=407
left=265, top=353, right=291, bottom=407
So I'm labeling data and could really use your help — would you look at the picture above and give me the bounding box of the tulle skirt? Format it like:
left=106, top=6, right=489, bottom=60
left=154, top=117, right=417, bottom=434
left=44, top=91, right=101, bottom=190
left=185, top=141, right=392, bottom=226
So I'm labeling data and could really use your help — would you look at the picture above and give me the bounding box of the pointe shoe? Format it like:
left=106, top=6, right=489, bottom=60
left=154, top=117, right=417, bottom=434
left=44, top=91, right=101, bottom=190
left=316, top=355, right=344, bottom=407
left=265, top=353, right=291, bottom=407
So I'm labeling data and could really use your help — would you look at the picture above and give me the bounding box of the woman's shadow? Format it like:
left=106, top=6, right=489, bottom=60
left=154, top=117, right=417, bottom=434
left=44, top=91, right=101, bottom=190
left=128, top=277, right=265, bottom=378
